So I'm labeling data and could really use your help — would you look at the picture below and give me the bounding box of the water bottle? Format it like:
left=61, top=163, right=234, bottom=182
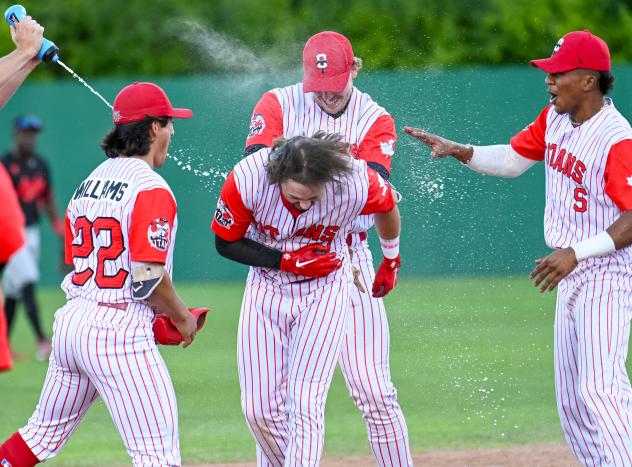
left=4, top=5, right=59, bottom=63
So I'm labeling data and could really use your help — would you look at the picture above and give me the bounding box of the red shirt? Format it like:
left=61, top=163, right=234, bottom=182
left=0, top=164, right=25, bottom=263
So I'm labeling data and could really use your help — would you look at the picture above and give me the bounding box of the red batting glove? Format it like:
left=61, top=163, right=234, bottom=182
left=280, top=244, right=342, bottom=278
left=372, top=255, right=401, bottom=298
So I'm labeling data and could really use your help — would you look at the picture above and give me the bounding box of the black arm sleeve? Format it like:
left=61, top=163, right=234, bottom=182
left=244, top=144, right=269, bottom=158
left=367, top=161, right=390, bottom=180
left=215, top=235, right=282, bottom=269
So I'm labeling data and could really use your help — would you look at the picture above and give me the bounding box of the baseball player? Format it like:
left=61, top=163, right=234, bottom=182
left=405, top=31, right=632, bottom=467
left=0, top=82, right=198, bottom=467
left=212, top=132, right=402, bottom=466
left=244, top=31, right=412, bottom=466
left=2, top=115, right=65, bottom=361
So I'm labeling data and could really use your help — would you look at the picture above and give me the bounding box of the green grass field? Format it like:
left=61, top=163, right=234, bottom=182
left=0, top=276, right=564, bottom=466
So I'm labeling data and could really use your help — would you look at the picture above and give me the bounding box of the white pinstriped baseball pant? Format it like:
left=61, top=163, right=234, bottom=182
left=19, top=298, right=181, bottom=466
left=238, top=274, right=351, bottom=466
left=338, top=242, right=412, bottom=466
left=555, top=272, right=632, bottom=467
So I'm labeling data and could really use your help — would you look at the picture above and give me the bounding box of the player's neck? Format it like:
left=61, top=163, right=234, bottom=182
left=131, top=153, right=154, bottom=169
left=569, top=94, right=606, bottom=127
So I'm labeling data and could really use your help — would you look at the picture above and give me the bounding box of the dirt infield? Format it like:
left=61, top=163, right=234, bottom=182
left=196, top=443, right=579, bottom=467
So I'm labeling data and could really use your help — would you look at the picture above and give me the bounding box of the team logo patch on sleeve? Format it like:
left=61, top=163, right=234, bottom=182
left=380, top=139, right=396, bottom=157
left=147, top=218, right=170, bottom=251
left=248, top=114, right=265, bottom=137
left=215, top=199, right=234, bottom=229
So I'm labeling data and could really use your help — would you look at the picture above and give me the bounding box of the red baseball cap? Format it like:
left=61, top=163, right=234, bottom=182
left=530, top=30, right=610, bottom=74
left=112, top=82, right=193, bottom=124
left=303, top=31, right=354, bottom=94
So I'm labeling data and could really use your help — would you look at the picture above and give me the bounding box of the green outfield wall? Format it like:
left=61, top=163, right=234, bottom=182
left=4, top=66, right=631, bottom=286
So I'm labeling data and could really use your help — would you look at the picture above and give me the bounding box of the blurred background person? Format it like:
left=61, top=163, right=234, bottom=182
left=1, top=115, right=64, bottom=361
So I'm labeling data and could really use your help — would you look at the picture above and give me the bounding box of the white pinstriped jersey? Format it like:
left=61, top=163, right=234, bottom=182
left=246, top=83, right=397, bottom=233
left=511, top=98, right=632, bottom=275
left=62, top=157, right=178, bottom=303
left=211, top=148, right=395, bottom=286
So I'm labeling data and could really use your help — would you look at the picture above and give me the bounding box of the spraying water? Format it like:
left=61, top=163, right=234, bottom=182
left=176, top=19, right=301, bottom=89
left=57, top=60, right=113, bottom=110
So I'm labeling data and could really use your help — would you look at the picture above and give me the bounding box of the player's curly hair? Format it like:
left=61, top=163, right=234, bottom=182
left=100, top=116, right=170, bottom=158
left=598, top=71, right=614, bottom=95
left=266, top=132, right=353, bottom=186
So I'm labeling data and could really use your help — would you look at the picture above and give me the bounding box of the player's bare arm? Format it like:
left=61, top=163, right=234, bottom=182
left=142, top=269, right=197, bottom=348
left=531, top=210, right=632, bottom=293
left=371, top=204, right=401, bottom=298
left=374, top=204, right=400, bottom=240
left=0, top=16, right=43, bottom=108
left=606, top=210, right=632, bottom=250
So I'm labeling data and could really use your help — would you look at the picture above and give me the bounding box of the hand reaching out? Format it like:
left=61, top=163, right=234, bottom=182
left=403, top=127, right=473, bottom=163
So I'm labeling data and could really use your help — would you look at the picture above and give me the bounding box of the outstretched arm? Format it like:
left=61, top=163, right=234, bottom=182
left=404, top=127, right=474, bottom=162
left=0, top=17, right=44, bottom=108
left=403, top=127, right=537, bottom=178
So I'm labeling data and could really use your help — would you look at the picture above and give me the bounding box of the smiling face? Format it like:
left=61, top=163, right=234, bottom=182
left=311, top=60, right=360, bottom=116
left=545, top=69, right=597, bottom=117
left=312, top=74, right=354, bottom=115
left=280, top=179, right=324, bottom=212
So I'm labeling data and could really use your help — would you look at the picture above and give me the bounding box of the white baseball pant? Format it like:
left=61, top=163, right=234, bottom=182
left=238, top=274, right=351, bottom=466
left=18, top=298, right=181, bottom=467
left=339, top=241, right=413, bottom=466
left=555, top=273, right=632, bottom=467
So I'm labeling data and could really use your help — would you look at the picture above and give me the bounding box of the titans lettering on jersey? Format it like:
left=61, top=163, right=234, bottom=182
left=211, top=148, right=395, bottom=285
left=511, top=99, right=632, bottom=275
left=72, top=178, right=129, bottom=202
left=545, top=143, right=588, bottom=212
left=251, top=223, right=339, bottom=246
left=62, top=157, right=178, bottom=303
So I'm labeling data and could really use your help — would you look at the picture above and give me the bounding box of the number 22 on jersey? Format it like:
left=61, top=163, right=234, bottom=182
left=71, top=216, right=128, bottom=289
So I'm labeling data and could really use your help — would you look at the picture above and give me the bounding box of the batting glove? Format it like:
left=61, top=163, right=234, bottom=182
left=280, top=244, right=342, bottom=278
left=372, top=255, right=401, bottom=298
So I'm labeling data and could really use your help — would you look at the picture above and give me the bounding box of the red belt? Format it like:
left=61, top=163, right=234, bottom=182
left=346, top=231, right=367, bottom=246
left=97, top=302, right=128, bottom=311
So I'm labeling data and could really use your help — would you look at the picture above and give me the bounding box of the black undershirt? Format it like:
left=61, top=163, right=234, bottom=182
left=215, top=235, right=282, bottom=269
